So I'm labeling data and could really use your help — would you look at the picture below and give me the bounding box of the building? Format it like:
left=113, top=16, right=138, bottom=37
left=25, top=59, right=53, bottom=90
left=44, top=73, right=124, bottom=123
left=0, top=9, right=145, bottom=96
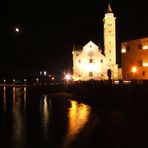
left=72, top=4, right=118, bottom=81
left=121, top=37, right=148, bottom=80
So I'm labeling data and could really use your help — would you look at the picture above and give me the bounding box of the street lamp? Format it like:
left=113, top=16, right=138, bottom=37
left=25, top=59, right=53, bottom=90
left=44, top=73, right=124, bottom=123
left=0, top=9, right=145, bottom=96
left=131, top=66, right=137, bottom=73
left=65, top=74, right=71, bottom=81
left=64, top=73, right=71, bottom=84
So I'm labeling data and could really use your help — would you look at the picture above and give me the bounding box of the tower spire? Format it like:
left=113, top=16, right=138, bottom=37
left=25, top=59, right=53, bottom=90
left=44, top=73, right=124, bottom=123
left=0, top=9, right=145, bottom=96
left=107, top=4, right=112, bottom=13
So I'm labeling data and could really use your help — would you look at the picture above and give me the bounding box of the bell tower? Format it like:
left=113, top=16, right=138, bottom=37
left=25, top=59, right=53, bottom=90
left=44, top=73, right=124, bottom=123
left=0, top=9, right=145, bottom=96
left=103, top=4, right=116, bottom=65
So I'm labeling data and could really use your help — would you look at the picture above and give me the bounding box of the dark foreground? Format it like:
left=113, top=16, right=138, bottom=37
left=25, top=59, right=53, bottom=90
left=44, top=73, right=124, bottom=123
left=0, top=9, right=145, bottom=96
left=0, top=84, right=148, bottom=148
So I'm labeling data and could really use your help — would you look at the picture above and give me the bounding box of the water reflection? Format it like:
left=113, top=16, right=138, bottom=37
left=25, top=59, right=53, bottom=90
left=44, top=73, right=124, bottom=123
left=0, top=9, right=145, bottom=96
left=13, top=87, right=16, bottom=108
left=40, top=95, right=52, bottom=142
left=3, top=87, right=6, bottom=111
left=63, top=100, right=91, bottom=147
left=12, top=87, right=26, bottom=147
left=43, top=95, right=49, bottom=125
left=24, top=87, right=27, bottom=112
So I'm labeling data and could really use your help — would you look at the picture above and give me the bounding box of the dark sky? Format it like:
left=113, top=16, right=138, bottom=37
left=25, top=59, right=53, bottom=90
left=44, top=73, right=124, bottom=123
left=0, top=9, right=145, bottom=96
left=1, top=0, right=148, bottom=75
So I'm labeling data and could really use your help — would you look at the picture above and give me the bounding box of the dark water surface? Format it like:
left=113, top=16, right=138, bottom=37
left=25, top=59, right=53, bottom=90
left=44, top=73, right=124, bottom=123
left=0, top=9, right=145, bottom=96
left=0, top=87, right=148, bottom=148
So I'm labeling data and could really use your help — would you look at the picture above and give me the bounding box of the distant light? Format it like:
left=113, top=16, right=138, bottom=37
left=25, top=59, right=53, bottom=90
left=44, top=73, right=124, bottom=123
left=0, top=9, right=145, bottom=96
left=131, top=66, right=137, bottom=73
left=65, top=74, right=71, bottom=81
left=15, top=27, right=20, bottom=32
left=36, top=78, right=38, bottom=81
left=114, top=80, right=119, bottom=84
left=51, top=77, right=55, bottom=80
left=44, top=71, right=47, bottom=76
left=123, top=80, right=131, bottom=84
left=40, top=71, right=42, bottom=75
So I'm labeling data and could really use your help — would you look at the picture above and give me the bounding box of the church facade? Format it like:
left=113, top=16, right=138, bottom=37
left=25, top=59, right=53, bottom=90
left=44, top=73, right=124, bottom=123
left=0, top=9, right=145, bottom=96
left=72, top=4, right=118, bottom=81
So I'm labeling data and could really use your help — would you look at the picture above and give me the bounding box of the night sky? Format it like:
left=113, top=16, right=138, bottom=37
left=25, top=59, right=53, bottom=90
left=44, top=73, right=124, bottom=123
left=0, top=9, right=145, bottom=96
left=1, top=0, right=148, bottom=76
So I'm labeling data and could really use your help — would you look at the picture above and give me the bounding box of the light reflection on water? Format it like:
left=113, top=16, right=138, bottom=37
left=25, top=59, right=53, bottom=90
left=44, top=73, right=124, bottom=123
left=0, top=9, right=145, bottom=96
left=0, top=87, right=147, bottom=147
left=62, top=100, right=91, bottom=147
left=24, top=87, right=27, bottom=112
left=1, top=87, right=93, bottom=147
left=12, top=87, right=26, bottom=147
left=3, top=87, right=6, bottom=111
left=40, top=95, right=52, bottom=138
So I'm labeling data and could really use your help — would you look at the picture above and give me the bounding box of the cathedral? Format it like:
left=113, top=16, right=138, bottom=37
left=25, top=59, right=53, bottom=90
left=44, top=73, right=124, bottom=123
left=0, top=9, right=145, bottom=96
left=72, top=4, right=118, bottom=81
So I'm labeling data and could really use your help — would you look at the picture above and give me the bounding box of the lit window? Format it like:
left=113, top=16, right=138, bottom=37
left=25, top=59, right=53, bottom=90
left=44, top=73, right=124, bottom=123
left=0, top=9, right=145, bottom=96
left=143, top=45, right=148, bottom=50
left=143, top=62, right=148, bottom=67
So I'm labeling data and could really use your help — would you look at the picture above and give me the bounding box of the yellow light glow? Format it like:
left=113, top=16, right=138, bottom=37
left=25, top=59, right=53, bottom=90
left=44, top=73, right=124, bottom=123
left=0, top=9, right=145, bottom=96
left=80, top=62, right=101, bottom=73
left=62, top=100, right=91, bottom=147
left=131, top=66, right=137, bottom=73
left=121, top=48, right=126, bottom=53
left=143, top=45, right=148, bottom=50
left=143, top=63, right=148, bottom=67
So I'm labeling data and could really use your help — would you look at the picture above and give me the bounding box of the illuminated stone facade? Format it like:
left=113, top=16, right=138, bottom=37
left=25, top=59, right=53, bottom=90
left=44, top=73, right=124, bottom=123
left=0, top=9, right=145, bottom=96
left=121, top=37, right=148, bottom=80
left=72, top=4, right=118, bottom=81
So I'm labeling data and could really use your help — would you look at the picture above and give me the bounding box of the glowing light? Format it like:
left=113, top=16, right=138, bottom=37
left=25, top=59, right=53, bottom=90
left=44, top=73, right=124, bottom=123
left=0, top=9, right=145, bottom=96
left=143, top=45, right=148, bottom=50
left=62, top=100, right=91, bottom=147
left=114, top=80, right=119, bottom=84
left=131, top=66, right=137, bottom=73
left=143, top=63, right=148, bottom=67
left=15, top=27, right=20, bottom=32
left=121, top=48, right=126, bottom=53
left=123, top=80, right=131, bottom=84
left=44, top=71, right=47, bottom=76
left=65, top=74, right=71, bottom=81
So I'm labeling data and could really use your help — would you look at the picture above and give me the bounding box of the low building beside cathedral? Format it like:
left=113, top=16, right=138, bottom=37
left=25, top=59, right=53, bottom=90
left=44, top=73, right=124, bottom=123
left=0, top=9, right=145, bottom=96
left=121, top=37, right=148, bottom=80
left=72, top=4, right=118, bottom=81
